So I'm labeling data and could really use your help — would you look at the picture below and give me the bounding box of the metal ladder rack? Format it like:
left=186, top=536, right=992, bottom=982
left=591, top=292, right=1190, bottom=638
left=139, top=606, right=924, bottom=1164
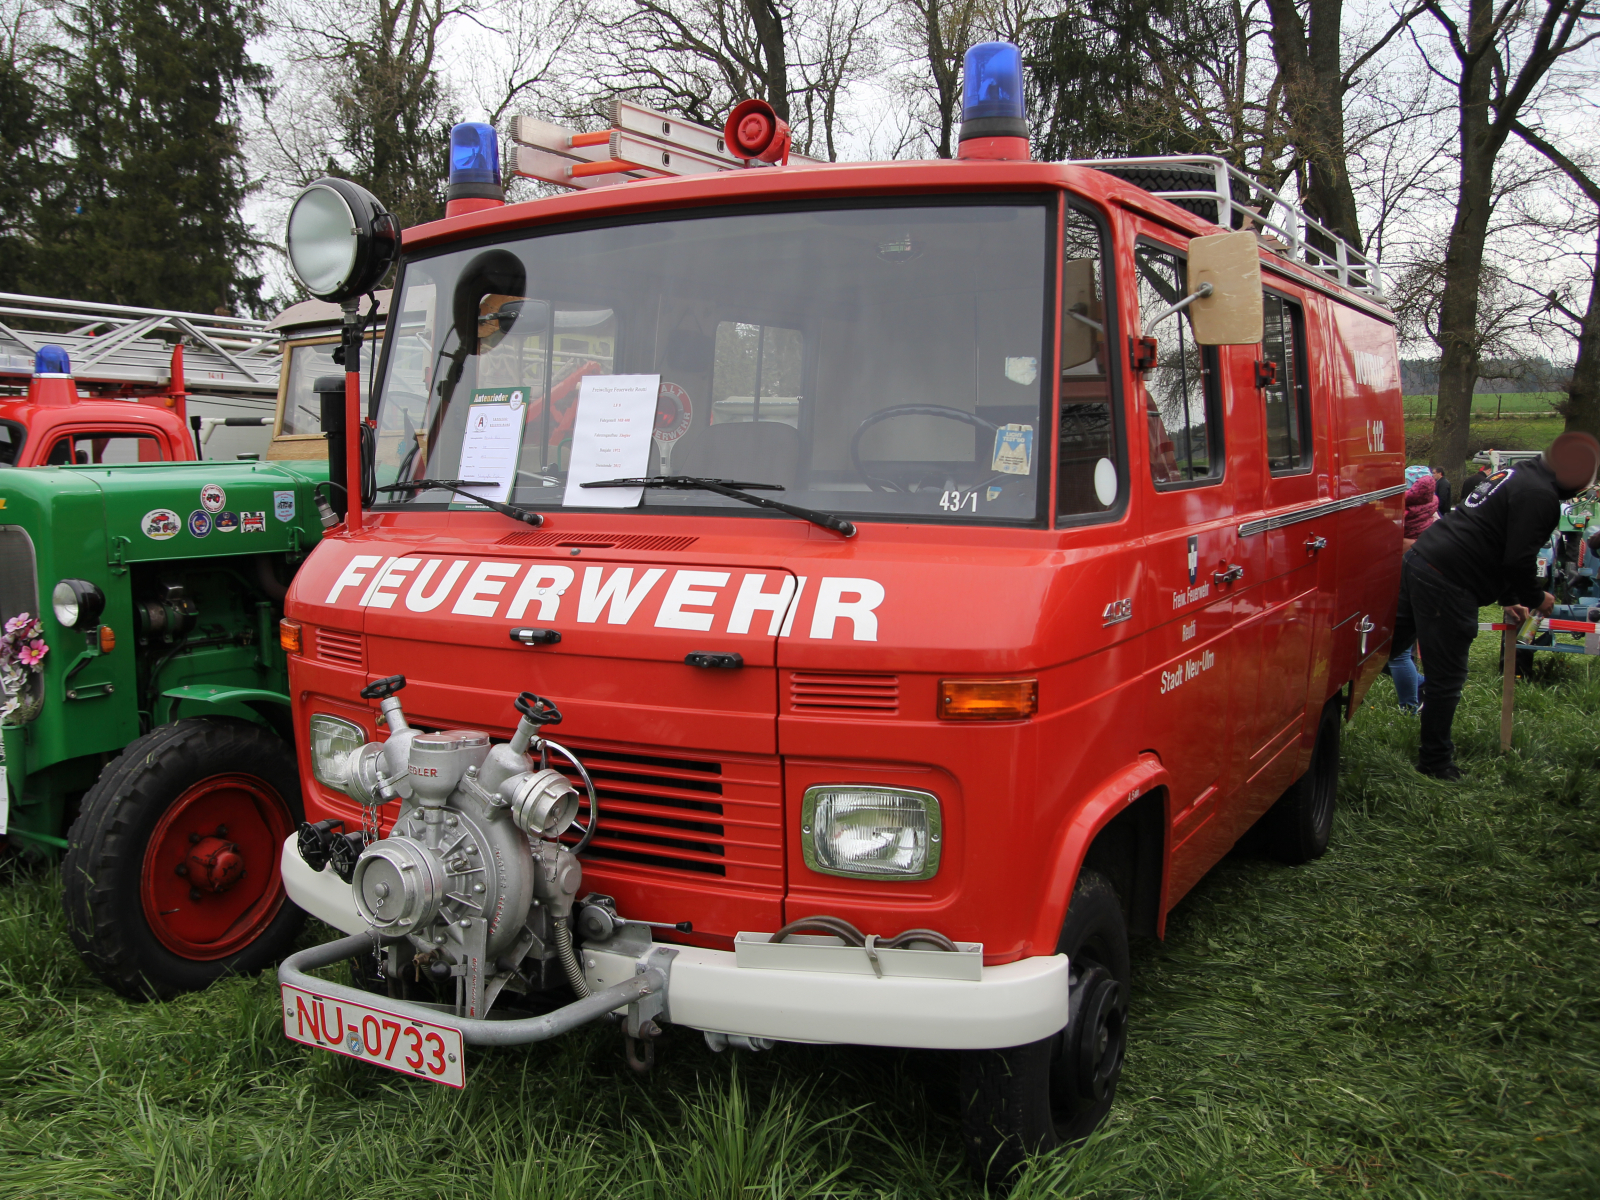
left=513, top=98, right=823, bottom=191
left=1068, top=155, right=1386, bottom=301
left=0, top=292, right=282, bottom=396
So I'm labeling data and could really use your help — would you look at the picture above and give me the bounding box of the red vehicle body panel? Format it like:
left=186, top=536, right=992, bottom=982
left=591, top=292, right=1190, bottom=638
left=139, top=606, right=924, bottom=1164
left=286, top=158, right=1404, bottom=963
left=1, top=372, right=194, bottom=466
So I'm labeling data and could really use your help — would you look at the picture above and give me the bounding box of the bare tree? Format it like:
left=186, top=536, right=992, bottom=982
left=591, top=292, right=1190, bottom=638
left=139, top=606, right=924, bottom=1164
left=1512, top=116, right=1600, bottom=439
left=1417, top=0, right=1599, bottom=480
left=890, top=0, right=985, bottom=158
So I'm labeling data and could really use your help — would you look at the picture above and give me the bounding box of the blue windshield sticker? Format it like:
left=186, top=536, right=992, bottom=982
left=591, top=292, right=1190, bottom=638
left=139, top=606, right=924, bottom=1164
left=992, top=424, right=1034, bottom=475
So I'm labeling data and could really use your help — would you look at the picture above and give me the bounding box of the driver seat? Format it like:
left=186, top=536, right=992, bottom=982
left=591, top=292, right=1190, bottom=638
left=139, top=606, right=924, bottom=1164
left=673, top=421, right=799, bottom=489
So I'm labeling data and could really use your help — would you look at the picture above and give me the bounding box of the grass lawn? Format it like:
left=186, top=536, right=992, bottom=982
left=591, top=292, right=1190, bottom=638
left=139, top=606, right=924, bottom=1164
left=2, top=626, right=1598, bottom=1198
left=1402, top=395, right=1566, bottom=418
left=1403, top=416, right=1567, bottom=465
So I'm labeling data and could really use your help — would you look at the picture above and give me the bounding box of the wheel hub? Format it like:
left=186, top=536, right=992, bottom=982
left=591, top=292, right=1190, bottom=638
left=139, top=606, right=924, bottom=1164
left=182, top=832, right=245, bottom=894
left=1068, top=964, right=1126, bottom=1102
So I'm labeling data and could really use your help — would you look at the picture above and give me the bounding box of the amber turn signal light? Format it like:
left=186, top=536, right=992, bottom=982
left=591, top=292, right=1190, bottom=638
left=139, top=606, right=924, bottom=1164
left=938, top=678, right=1038, bottom=720
left=98, top=625, right=115, bottom=652
left=280, top=619, right=303, bottom=654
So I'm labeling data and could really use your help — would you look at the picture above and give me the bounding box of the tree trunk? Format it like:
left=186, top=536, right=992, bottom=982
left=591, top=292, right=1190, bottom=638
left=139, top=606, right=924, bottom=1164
left=1564, top=227, right=1600, bottom=441
left=744, top=0, right=790, bottom=119
left=1264, top=0, right=1363, bottom=252
left=1431, top=0, right=1495, bottom=485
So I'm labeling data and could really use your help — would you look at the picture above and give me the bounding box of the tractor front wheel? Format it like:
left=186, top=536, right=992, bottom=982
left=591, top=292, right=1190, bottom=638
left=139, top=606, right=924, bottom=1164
left=63, top=718, right=305, bottom=1000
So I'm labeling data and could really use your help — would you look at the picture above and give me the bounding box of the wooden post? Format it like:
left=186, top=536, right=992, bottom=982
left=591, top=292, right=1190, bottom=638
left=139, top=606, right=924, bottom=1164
left=1501, top=616, right=1517, bottom=752
left=1496, top=395, right=1503, bottom=421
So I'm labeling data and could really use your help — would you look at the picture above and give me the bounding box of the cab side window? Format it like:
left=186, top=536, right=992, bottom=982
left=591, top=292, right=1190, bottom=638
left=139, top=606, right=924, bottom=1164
left=1136, top=244, right=1221, bottom=486
left=1261, top=292, right=1310, bottom=473
left=1057, top=205, right=1123, bottom=519
left=46, top=432, right=167, bottom=464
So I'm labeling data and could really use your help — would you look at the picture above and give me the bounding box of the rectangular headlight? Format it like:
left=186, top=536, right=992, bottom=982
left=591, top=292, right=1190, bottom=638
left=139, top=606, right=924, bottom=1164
left=801, top=786, right=941, bottom=880
left=309, top=713, right=365, bottom=793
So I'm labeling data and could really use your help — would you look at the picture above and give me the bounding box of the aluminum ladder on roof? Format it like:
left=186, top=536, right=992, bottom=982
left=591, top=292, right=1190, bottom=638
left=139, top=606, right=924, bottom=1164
left=1068, top=155, right=1385, bottom=302
left=0, top=292, right=282, bottom=396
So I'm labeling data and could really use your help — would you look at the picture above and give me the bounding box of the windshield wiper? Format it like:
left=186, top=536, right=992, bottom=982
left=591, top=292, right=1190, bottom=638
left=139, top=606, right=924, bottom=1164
left=377, top=478, right=543, bottom=527
left=581, top=476, right=856, bottom=537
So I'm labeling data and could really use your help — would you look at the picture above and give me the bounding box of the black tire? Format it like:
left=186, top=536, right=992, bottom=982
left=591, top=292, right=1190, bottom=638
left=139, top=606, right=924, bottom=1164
left=63, top=718, right=305, bottom=1000
left=1258, top=699, right=1341, bottom=865
left=960, top=870, right=1131, bottom=1183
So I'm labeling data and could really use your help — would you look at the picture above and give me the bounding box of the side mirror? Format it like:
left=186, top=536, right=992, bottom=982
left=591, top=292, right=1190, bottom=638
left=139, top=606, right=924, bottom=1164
left=1187, top=231, right=1263, bottom=345
left=1059, top=258, right=1099, bottom=371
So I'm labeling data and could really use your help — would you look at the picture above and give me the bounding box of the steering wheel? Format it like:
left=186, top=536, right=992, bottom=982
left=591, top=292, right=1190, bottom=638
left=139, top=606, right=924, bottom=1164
left=850, top=405, right=1004, bottom=495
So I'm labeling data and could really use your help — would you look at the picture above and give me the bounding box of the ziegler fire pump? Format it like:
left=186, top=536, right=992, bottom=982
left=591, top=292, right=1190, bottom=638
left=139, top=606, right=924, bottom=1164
left=271, top=40, right=1404, bottom=1183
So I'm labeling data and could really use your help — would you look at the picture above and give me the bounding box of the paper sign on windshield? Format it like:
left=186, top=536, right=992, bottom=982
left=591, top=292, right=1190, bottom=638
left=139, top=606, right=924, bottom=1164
left=454, top=388, right=526, bottom=506
left=564, top=375, right=661, bottom=508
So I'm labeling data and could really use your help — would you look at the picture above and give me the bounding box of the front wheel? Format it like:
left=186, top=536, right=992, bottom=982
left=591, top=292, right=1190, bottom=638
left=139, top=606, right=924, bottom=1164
left=63, top=718, right=305, bottom=1000
left=960, top=869, right=1130, bottom=1183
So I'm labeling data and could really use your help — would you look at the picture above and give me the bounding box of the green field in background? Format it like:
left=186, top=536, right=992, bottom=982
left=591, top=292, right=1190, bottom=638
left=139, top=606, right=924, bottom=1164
left=1402, top=393, right=1564, bottom=416
left=2, top=626, right=1597, bottom=1197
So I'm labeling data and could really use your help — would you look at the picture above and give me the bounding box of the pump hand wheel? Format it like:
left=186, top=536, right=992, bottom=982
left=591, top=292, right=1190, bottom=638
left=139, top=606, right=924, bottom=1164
left=514, top=691, right=562, bottom=726
left=360, top=674, right=406, bottom=701
left=850, top=405, right=1007, bottom=496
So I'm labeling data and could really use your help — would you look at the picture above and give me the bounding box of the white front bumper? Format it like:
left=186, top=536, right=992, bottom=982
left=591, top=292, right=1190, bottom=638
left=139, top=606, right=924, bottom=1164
left=279, top=834, right=1070, bottom=1051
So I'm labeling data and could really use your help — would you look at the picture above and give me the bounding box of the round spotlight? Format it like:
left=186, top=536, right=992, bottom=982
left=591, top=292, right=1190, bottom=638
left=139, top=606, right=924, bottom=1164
left=52, top=579, right=105, bottom=629
left=285, top=178, right=399, bottom=303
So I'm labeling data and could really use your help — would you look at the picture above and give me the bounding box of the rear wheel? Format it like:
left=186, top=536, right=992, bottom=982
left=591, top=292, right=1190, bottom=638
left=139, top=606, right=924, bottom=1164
left=960, top=870, right=1130, bottom=1183
left=1257, top=698, right=1341, bottom=864
left=63, top=718, right=305, bottom=1000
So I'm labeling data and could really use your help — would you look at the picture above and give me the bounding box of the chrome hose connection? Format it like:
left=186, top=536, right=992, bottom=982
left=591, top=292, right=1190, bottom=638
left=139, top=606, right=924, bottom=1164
left=554, top=914, right=591, bottom=998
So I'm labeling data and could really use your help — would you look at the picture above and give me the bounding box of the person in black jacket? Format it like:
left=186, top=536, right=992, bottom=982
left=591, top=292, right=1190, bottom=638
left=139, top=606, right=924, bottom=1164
left=1431, top=466, right=1454, bottom=513
left=1461, top=463, right=1490, bottom=505
left=1392, top=433, right=1600, bottom=780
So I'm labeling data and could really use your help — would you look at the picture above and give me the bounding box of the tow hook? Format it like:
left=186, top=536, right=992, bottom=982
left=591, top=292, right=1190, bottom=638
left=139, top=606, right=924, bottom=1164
left=624, top=1019, right=662, bottom=1074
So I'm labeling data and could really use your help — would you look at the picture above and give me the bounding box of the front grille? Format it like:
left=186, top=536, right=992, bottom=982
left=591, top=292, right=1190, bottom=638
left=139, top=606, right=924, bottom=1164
left=315, top=627, right=363, bottom=668
left=497, top=531, right=698, bottom=552
left=789, top=671, right=900, bottom=714
left=552, top=743, right=782, bottom=886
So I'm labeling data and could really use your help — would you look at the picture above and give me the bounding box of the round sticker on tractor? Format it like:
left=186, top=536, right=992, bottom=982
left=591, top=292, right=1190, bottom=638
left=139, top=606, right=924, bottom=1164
left=188, top=510, right=213, bottom=538
left=141, top=509, right=181, bottom=540
left=200, top=483, right=226, bottom=512
left=215, top=511, right=239, bottom=533
left=654, top=382, right=693, bottom=444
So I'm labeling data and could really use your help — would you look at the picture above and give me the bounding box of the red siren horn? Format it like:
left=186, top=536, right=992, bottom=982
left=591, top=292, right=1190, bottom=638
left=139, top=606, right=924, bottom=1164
left=724, top=99, right=791, bottom=164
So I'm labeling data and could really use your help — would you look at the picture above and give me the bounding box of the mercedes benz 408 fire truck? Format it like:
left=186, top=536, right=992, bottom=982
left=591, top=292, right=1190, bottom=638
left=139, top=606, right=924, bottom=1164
left=273, top=43, right=1403, bottom=1180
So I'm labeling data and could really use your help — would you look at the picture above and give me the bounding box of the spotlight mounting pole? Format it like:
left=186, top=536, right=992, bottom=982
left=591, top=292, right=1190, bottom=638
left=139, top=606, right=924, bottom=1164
left=342, top=298, right=364, bottom=532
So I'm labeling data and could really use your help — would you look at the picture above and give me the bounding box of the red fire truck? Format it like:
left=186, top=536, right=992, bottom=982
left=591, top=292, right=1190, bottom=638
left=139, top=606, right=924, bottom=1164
left=272, top=42, right=1403, bottom=1180
left=0, top=293, right=284, bottom=465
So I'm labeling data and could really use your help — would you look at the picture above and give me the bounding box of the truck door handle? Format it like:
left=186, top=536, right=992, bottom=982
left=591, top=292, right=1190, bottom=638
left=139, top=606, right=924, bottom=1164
left=685, top=651, right=743, bottom=669
left=1213, top=564, right=1244, bottom=586
left=509, top=627, right=562, bottom=646
left=1355, top=614, right=1375, bottom=656
left=1305, top=535, right=1328, bottom=553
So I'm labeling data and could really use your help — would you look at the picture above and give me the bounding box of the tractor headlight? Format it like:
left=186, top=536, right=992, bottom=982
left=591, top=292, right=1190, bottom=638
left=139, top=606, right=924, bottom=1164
left=309, top=713, right=367, bottom=796
left=52, top=579, right=104, bottom=629
left=286, top=178, right=399, bottom=303
left=800, top=786, right=941, bottom=880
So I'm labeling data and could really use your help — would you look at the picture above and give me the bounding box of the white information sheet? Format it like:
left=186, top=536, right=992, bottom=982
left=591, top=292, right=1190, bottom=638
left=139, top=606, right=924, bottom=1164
left=563, top=374, right=661, bottom=508
left=454, top=388, right=527, bottom=505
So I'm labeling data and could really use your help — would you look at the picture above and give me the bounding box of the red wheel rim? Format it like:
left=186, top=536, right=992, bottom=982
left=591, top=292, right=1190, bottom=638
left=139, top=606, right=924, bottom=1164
left=140, top=772, right=295, bottom=960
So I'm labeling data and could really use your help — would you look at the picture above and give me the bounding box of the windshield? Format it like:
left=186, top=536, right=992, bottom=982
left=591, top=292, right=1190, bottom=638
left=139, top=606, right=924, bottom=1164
left=280, top=338, right=376, bottom=437
left=0, top=419, right=22, bottom=466
left=371, top=200, right=1051, bottom=525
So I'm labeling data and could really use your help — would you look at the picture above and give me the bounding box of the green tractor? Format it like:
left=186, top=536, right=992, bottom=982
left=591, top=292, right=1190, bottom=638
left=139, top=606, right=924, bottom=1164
left=0, top=299, right=379, bottom=998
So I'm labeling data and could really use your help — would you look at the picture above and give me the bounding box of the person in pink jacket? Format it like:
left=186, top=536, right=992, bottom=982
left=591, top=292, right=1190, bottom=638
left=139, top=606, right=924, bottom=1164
left=1388, top=466, right=1439, bottom=710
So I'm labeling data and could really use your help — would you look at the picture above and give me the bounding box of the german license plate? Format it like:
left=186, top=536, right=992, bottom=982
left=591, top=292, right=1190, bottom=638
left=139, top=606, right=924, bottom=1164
left=281, top=984, right=465, bottom=1088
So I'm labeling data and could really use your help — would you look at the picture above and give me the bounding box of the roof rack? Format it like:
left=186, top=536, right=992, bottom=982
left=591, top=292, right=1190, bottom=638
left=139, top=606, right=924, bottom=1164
left=1068, top=156, right=1385, bottom=301
left=512, top=99, right=823, bottom=191
left=0, top=291, right=281, bottom=396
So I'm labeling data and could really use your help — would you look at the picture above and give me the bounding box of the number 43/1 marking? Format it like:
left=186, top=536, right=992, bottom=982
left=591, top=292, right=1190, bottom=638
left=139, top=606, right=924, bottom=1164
left=939, top=489, right=978, bottom=512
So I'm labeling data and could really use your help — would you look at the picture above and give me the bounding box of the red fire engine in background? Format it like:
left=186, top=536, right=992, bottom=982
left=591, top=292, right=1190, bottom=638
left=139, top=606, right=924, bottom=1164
left=271, top=41, right=1402, bottom=1181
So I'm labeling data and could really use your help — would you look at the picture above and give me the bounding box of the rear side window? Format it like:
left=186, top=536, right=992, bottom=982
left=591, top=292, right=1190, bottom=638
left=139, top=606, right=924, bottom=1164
left=1262, top=292, right=1311, bottom=473
left=1135, top=244, right=1221, bottom=486
left=46, top=432, right=167, bottom=465
left=0, top=420, right=22, bottom=466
